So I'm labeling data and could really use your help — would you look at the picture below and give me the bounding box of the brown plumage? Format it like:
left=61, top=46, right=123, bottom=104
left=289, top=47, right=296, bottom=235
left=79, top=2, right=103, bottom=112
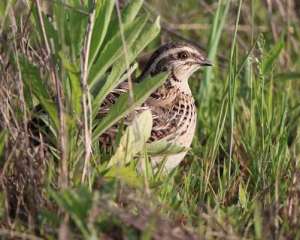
left=100, top=42, right=212, bottom=171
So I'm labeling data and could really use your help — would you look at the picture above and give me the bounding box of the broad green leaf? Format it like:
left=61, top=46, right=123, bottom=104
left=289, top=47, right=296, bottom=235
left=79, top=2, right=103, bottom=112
left=122, top=0, right=144, bottom=22
left=108, top=110, right=152, bottom=167
left=69, top=72, right=82, bottom=116
left=122, top=0, right=144, bottom=23
left=106, top=17, right=161, bottom=80
left=21, top=58, right=59, bottom=130
left=131, top=17, right=161, bottom=55
left=89, top=15, right=148, bottom=89
left=53, top=1, right=67, bottom=54
left=92, top=63, right=138, bottom=118
left=104, top=0, right=143, bottom=42
left=91, top=17, right=160, bottom=118
left=69, top=6, right=88, bottom=58
left=114, top=17, right=161, bottom=70
left=59, top=52, right=82, bottom=115
left=92, top=72, right=168, bottom=143
left=89, top=0, right=115, bottom=67
left=49, top=187, right=92, bottom=238
left=262, top=38, right=284, bottom=75
left=146, top=140, right=187, bottom=156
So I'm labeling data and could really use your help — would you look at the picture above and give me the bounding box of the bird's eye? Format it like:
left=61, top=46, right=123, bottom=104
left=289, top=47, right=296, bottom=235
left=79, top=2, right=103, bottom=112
left=178, top=52, right=188, bottom=59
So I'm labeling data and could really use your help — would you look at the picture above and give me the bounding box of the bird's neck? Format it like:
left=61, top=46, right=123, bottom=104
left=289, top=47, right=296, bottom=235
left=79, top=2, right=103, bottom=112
left=169, top=78, right=192, bottom=95
left=147, top=74, right=193, bottom=108
left=141, top=66, right=194, bottom=106
left=164, top=72, right=192, bottom=95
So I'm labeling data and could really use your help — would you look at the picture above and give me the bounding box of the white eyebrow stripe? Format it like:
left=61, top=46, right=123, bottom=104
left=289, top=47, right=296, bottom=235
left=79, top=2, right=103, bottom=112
left=149, top=46, right=200, bottom=73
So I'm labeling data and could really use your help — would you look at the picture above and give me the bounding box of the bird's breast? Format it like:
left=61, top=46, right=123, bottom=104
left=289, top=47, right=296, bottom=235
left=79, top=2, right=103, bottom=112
left=149, top=91, right=197, bottom=145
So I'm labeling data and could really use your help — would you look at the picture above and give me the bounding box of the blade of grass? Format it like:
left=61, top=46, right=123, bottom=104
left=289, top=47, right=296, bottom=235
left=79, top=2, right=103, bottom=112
left=198, top=0, right=231, bottom=101
left=89, top=15, right=148, bottom=89
left=91, top=17, right=161, bottom=119
left=36, top=0, right=68, bottom=188
left=88, top=0, right=115, bottom=69
left=80, top=1, right=96, bottom=184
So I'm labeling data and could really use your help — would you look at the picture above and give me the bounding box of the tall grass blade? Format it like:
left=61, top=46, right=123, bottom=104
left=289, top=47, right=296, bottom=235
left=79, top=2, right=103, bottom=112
left=89, top=0, right=115, bottom=68
left=198, top=0, right=230, bottom=101
left=89, top=16, right=148, bottom=88
left=91, top=17, right=161, bottom=119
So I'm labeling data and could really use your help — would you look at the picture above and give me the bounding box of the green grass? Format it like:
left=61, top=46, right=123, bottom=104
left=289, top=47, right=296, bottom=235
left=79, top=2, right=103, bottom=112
left=1, top=0, right=300, bottom=239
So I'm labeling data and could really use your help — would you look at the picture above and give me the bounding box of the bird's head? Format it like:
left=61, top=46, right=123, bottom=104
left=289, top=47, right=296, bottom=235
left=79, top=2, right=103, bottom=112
left=140, top=42, right=212, bottom=82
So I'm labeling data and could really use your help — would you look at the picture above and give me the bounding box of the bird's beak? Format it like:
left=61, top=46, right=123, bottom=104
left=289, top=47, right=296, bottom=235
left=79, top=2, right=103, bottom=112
left=199, top=58, right=212, bottom=67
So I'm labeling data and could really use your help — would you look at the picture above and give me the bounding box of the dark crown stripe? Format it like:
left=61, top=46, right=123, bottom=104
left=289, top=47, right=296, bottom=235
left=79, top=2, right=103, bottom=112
left=139, top=42, right=202, bottom=80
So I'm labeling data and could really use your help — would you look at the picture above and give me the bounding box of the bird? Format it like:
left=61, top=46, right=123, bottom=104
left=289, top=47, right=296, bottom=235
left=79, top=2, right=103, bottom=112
left=99, top=42, right=212, bottom=172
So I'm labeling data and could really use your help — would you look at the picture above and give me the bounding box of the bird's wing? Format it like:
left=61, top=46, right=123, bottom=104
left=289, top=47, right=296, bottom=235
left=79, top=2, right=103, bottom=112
left=99, top=81, right=148, bottom=120
left=98, top=81, right=150, bottom=147
left=98, top=81, right=193, bottom=147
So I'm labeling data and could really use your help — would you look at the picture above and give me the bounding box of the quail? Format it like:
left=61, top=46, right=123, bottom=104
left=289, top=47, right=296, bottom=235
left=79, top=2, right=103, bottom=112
left=100, top=42, right=212, bottom=171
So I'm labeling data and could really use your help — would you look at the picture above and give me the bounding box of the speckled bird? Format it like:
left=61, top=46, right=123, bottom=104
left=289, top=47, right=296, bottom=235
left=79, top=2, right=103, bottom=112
left=100, top=42, right=212, bottom=171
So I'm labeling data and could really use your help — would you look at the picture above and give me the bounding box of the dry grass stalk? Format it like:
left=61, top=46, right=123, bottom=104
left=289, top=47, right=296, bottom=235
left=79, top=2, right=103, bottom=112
left=80, top=0, right=95, bottom=184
